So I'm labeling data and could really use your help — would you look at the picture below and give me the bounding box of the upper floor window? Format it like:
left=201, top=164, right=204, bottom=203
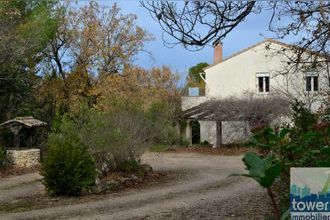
left=305, top=74, right=318, bottom=92
left=257, top=73, right=269, bottom=93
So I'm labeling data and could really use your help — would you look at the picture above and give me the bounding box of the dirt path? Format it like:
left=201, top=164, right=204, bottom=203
left=0, top=153, right=271, bottom=219
left=0, top=173, right=43, bottom=203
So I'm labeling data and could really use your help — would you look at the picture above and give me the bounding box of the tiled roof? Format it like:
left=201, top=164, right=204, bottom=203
left=0, top=116, right=47, bottom=128
left=203, top=38, right=327, bottom=71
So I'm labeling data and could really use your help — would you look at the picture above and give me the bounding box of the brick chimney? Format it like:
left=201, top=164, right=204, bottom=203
left=214, top=42, right=223, bottom=64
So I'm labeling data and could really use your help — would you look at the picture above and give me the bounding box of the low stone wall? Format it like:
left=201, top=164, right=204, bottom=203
left=6, top=148, right=40, bottom=168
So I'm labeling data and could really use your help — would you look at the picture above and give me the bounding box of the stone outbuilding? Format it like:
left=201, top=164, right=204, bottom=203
left=0, top=116, right=47, bottom=167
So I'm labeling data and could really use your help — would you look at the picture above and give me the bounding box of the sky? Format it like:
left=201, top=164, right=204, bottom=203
left=83, top=1, right=286, bottom=81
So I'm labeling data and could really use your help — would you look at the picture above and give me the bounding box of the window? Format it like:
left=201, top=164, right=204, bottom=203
left=257, top=73, right=270, bottom=93
left=306, top=75, right=318, bottom=92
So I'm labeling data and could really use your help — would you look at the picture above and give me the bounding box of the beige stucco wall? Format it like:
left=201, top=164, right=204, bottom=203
left=204, top=41, right=328, bottom=112
left=6, top=149, right=40, bottom=168
left=200, top=121, right=250, bottom=146
left=199, top=121, right=216, bottom=145
left=181, top=96, right=210, bottom=111
left=205, top=42, right=282, bottom=98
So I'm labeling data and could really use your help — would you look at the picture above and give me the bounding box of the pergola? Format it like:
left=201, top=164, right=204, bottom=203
left=0, top=116, right=47, bottom=149
left=179, top=101, right=247, bottom=121
left=178, top=101, right=247, bottom=147
left=178, top=97, right=289, bottom=147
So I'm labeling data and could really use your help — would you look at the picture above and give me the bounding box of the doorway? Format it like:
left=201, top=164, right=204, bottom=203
left=191, top=120, right=200, bottom=144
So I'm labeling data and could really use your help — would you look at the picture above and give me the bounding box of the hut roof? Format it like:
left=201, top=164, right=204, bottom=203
left=0, top=116, right=47, bottom=128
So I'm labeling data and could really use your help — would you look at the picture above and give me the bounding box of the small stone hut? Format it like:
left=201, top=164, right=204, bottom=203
left=0, top=116, right=47, bottom=167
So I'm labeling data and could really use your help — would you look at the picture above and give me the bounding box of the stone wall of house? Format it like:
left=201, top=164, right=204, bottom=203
left=6, top=149, right=40, bottom=167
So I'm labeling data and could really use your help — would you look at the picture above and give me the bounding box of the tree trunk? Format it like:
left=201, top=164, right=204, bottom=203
left=267, top=187, right=280, bottom=220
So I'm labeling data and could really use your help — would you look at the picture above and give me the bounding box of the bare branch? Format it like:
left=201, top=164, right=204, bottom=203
left=141, top=1, right=256, bottom=50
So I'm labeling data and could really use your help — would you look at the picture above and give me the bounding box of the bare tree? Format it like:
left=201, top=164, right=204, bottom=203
left=43, top=1, right=152, bottom=79
left=266, top=1, right=330, bottom=87
left=142, top=1, right=329, bottom=71
left=141, top=1, right=256, bottom=50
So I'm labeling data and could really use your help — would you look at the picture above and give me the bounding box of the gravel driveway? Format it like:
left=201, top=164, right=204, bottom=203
left=0, top=152, right=271, bottom=219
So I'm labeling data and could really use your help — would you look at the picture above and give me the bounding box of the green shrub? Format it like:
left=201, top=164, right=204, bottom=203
left=79, top=107, right=151, bottom=168
left=42, top=145, right=96, bottom=196
left=291, top=101, right=317, bottom=133
left=42, top=118, right=96, bottom=196
left=146, top=101, right=181, bottom=145
left=180, top=138, right=190, bottom=147
left=48, top=103, right=152, bottom=175
left=239, top=101, right=330, bottom=218
left=46, top=99, right=178, bottom=179
left=200, top=140, right=210, bottom=145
